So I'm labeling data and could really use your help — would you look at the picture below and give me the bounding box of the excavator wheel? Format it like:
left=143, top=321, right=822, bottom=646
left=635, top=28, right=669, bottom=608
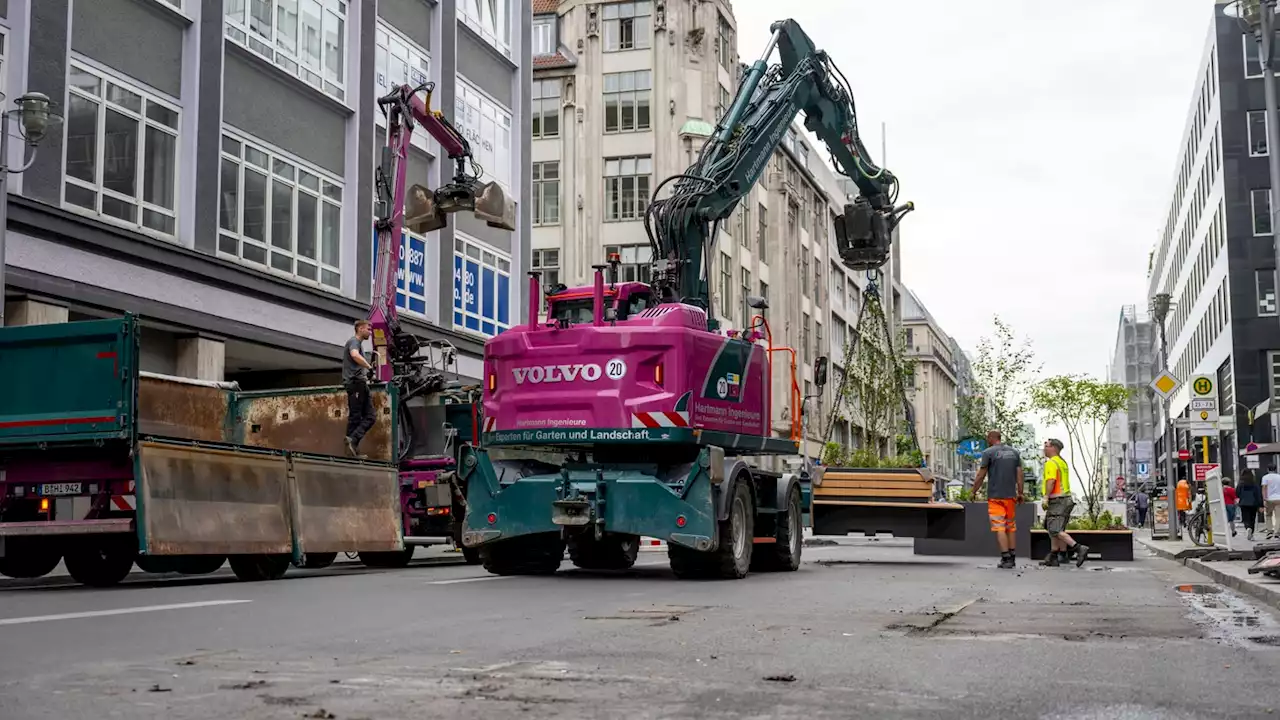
left=751, top=484, right=803, bottom=572
left=480, top=534, right=565, bottom=576
left=0, top=538, right=63, bottom=579
left=568, top=533, right=639, bottom=571
left=669, top=479, right=754, bottom=580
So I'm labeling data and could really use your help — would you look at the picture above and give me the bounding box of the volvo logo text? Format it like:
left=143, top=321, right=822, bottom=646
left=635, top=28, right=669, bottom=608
left=512, top=364, right=603, bottom=384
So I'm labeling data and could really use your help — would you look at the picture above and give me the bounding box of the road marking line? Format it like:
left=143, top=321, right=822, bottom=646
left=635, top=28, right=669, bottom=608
left=0, top=599, right=252, bottom=626
left=428, top=576, right=513, bottom=585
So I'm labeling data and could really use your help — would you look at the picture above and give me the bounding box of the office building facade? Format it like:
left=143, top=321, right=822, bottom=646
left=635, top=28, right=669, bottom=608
left=1, top=0, right=531, bottom=382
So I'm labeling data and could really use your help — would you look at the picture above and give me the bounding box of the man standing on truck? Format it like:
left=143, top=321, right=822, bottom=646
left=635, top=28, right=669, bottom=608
left=344, top=319, right=377, bottom=458
left=1041, top=438, right=1088, bottom=567
left=970, top=430, right=1024, bottom=569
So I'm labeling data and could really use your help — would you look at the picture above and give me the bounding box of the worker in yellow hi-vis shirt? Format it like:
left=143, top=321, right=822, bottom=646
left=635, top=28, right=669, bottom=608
left=1041, top=439, right=1089, bottom=567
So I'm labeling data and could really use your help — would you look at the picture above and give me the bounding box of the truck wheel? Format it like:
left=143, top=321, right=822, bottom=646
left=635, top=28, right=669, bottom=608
left=358, top=547, right=415, bottom=568
left=64, top=535, right=136, bottom=588
left=228, top=554, right=291, bottom=582
left=0, top=538, right=63, bottom=579
left=568, top=533, right=640, bottom=570
left=301, top=552, right=338, bottom=569
left=670, top=480, right=753, bottom=580
left=480, top=535, right=564, bottom=576
left=462, top=546, right=482, bottom=565
left=751, top=485, right=802, bottom=572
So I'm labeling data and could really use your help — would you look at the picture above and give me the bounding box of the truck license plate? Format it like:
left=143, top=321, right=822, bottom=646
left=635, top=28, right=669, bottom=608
left=40, top=483, right=82, bottom=496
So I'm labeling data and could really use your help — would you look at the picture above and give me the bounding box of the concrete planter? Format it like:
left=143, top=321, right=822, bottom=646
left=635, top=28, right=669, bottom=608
left=913, top=501, right=1036, bottom=558
left=1030, top=529, right=1134, bottom=561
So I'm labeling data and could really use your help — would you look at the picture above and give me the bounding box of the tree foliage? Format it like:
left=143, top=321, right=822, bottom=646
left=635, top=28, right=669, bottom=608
left=962, top=316, right=1040, bottom=449
left=1030, top=375, right=1131, bottom=522
left=824, top=291, right=917, bottom=458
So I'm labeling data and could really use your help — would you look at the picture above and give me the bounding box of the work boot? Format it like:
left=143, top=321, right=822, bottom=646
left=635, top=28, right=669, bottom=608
left=998, top=552, right=1015, bottom=569
left=345, top=436, right=367, bottom=459
left=1040, top=554, right=1060, bottom=567
left=1073, top=543, right=1090, bottom=567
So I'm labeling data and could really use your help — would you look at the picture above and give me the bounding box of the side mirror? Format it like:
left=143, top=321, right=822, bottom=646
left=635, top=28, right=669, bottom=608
left=814, top=356, right=829, bottom=389
left=604, top=307, right=618, bottom=322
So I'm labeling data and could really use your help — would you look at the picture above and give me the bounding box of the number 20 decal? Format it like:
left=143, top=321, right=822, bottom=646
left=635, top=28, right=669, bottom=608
left=605, top=358, right=627, bottom=380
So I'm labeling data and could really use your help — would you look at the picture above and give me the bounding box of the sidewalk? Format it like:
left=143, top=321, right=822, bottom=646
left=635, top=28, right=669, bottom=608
left=1136, top=528, right=1280, bottom=611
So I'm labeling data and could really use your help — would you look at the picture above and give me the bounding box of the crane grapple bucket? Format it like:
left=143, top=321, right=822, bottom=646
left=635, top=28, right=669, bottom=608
left=473, top=180, right=517, bottom=231
left=419, top=179, right=517, bottom=233
left=405, top=184, right=447, bottom=234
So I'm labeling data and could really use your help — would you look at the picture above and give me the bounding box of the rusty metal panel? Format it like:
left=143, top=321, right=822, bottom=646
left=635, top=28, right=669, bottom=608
left=136, top=441, right=293, bottom=556
left=137, top=375, right=234, bottom=443
left=236, top=387, right=395, bottom=461
left=289, top=457, right=403, bottom=554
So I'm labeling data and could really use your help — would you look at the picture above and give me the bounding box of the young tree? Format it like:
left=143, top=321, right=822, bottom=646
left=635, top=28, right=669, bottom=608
left=825, top=291, right=917, bottom=462
left=967, top=317, right=1040, bottom=449
left=1030, top=375, right=1132, bottom=522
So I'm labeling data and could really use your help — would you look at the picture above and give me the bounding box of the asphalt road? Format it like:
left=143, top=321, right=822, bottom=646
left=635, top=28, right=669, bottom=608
left=2, top=539, right=1279, bottom=720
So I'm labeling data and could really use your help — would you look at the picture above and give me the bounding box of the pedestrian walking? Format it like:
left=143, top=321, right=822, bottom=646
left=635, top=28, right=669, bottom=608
left=1239, top=469, right=1264, bottom=541
left=1040, top=438, right=1088, bottom=567
left=970, top=430, right=1024, bottom=569
left=343, top=319, right=377, bottom=458
left=1133, top=488, right=1150, bottom=529
left=1263, top=465, right=1280, bottom=540
left=1222, top=478, right=1238, bottom=537
left=1176, top=477, right=1192, bottom=538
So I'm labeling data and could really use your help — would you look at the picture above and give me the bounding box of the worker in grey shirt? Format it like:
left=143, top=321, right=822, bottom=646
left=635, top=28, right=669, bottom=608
left=970, top=430, right=1025, bottom=569
left=343, top=319, right=376, bottom=458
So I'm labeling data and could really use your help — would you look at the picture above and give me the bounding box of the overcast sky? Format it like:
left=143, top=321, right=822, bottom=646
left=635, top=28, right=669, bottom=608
left=732, top=0, right=1216, bottom=466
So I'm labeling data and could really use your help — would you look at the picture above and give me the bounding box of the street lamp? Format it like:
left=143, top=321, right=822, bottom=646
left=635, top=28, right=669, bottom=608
left=1150, top=292, right=1178, bottom=537
left=0, top=91, right=63, bottom=327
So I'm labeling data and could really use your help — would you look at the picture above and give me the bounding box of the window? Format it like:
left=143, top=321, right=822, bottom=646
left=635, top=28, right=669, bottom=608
left=456, top=79, right=513, bottom=190
left=374, top=22, right=430, bottom=98
left=603, top=1, right=652, bottom=52
left=532, top=16, right=556, bottom=56
left=800, top=255, right=809, bottom=297
left=0, top=28, right=6, bottom=104
left=533, top=161, right=560, bottom=226
left=532, top=79, right=561, bottom=138
left=532, top=248, right=560, bottom=287
left=604, top=244, right=653, bottom=282
left=802, top=313, right=811, bottom=359
left=831, top=262, right=845, bottom=309
left=218, top=131, right=343, bottom=289
left=604, top=155, right=652, bottom=221
left=604, top=70, right=651, bottom=133
left=816, top=321, right=823, bottom=363
left=1259, top=269, right=1277, bottom=317
left=716, top=85, right=731, bottom=121
left=454, top=233, right=511, bottom=337
left=1253, top=188, right=1273, bottom=235
left=716, top=12, right=734, bottom=71
left=224, top=0, right=348, bottom=102
left=1250, top=110, right=1268, bottom=156
left=787, top=200, right=798, bottom=241
left=459, top=0, right=512, bottom=58
left=832, top=318, right=847, bottom=356
left=740, top=267, right=752, bottom=324
left=740, top=205, right=751, bottom=249
left=757, top=203, right=768, bottom=258
left=719, top=253, right=732, bottom=320
left=64, top=63, right=180, bottom=237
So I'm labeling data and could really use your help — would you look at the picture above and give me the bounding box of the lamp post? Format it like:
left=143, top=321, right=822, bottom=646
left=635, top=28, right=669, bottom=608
left=1150, top=292, right=1178, bottom=538
left=0, top=91, right=63, bottom=327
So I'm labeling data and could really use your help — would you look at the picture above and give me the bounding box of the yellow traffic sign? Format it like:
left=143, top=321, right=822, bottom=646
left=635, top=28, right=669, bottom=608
left=1151, top=372, right=1180, bottom=400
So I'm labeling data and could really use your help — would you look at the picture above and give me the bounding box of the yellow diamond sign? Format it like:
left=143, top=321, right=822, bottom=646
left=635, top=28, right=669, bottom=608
left=1151, top=372, right=1180, bottom=400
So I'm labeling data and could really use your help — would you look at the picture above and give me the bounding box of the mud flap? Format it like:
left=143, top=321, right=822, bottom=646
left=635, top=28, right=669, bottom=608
left=136, top=441, right=293, bottom=556
left=289, top=456, right=402, bottom=555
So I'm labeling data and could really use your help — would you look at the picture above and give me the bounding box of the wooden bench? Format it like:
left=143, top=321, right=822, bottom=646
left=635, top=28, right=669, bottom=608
left=1029, top=529, right=1134, bottom=561
left=811, top=468, right=965, bottom=540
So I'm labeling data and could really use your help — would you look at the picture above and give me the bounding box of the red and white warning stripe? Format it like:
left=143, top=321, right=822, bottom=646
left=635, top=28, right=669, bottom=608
left=631, top=411, right=690, bottom=429
left=639, top=536, right=666, bottom=551
left=483, top=416, right=496, bottom=433
left=111, top=495, right=136, bottom=511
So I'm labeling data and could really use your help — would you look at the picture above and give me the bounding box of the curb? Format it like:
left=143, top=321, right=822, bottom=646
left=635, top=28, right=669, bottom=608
left=1138, top=537, right=1280, bottom=611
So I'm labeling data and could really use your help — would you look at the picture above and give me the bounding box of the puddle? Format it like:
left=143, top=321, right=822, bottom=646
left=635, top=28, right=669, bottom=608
left=1175, top=583, right=1280, bottom=650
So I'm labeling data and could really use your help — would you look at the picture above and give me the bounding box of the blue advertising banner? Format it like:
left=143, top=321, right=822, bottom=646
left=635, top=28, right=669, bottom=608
left=372, top=227, right=426, bottom=315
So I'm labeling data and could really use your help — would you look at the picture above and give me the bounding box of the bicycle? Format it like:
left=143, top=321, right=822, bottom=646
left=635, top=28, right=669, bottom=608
left=1184, top=496, right=1212, bottom=547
